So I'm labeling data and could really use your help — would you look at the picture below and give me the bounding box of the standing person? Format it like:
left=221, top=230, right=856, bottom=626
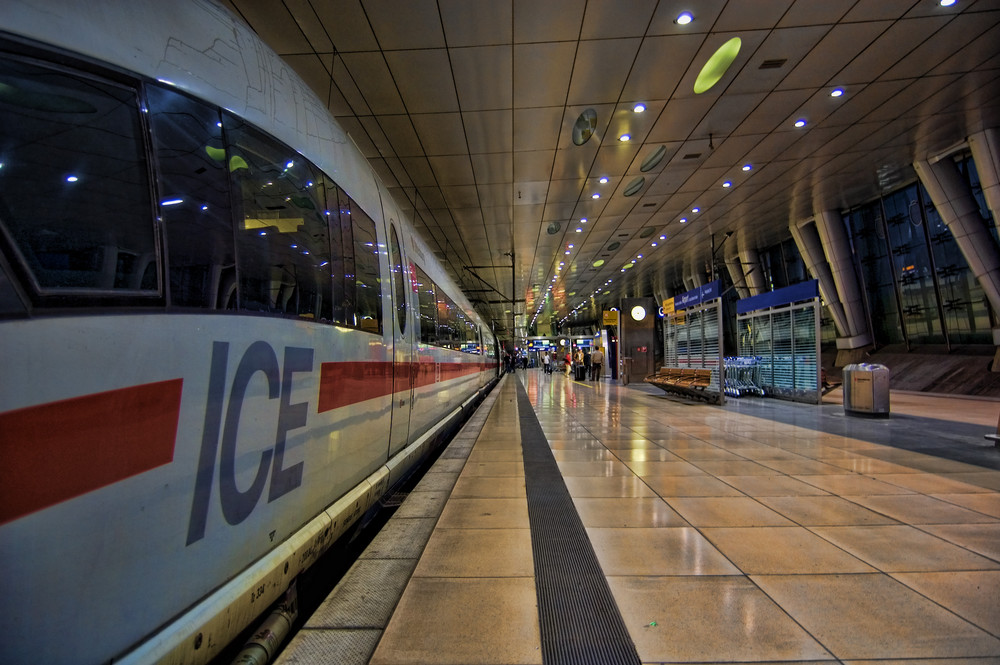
left=591, top=345, right=604, bottom=381
left=564, top=350, right=572, bottom=375
left=542, top=351, right=550, bottom=374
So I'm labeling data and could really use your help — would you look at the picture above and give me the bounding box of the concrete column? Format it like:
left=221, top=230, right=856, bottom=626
left=969, top=129, right=1000, bottom=233
left=723, top=251, right=749, bottom=299
left=914, top=156, right=1000, bottom=352
left=789, top=219, right=848, bottom=335
left=813, top=209, right=872, bottom=361
left=738, top=246, right=767, bottom=296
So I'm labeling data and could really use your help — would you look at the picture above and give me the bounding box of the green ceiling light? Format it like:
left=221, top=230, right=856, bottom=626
left=593, top=259, right=605, bottom=267
left=694, top=37, right=742, bottom=94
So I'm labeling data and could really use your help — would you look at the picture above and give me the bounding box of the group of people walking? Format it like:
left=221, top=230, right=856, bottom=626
left=540, top=346, right=604, bottom=381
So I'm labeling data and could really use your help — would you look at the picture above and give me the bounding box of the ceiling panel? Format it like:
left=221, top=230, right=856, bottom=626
left=364, top=0, right=445, bottom=49
left=566, top=38, right=643, bottom=106
left=440, top=0, right=511, bottom=46
left=385, top=49, right=460, bottom=114
left=452, top=46, right=513, bottom=111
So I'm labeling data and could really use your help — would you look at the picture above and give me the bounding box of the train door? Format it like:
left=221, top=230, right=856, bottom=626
left=387, top=222, right=414, bottom=457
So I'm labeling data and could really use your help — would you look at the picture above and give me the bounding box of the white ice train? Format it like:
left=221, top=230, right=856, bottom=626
left=0, top=1, right=500, bottom=662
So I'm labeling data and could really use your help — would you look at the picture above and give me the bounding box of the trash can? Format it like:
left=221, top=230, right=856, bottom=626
left=843, top=363, right=890, bottom=417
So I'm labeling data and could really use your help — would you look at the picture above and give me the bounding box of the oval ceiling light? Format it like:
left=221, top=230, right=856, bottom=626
left=742, top=164, right=753, bottom=171
left=640, top=145, right=668, bottom=172
left=694, top=37, right=742, bottom=94
left=607, top=241, right=621, bottom=251
left=623, top=176, right=645, bottom=196
left=632, top=103, right=646, bottom=113
left=638, top=226, right=657, bottom=239
left=830, top=87, right=844, bottom=97
left=573, top=108, right=598, bottom=146
left=618, top=134, right=631, bottom=142
left=675, top=11, right=694, bottom=25
left=794, top=118, right=807, bottom=128
left=593, top=259, right=605, bottom=267
left=547, top=221, right=562, bottom=235
left=599, top=176, right=609, bottom=184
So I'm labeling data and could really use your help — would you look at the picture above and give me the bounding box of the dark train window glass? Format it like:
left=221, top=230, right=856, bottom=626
left=0, top=56, right=157, bottom=296
left=224, top=114, right=332, bottom=321
left=329, top=186, right=357, bottom=326
left=146, top=85, right=235, bottom=309
left=388, top=224, right=407, bottom=334
left=414, top=263, right=437, bottom=344
left=437, top=292, right=457, bottom=348
left=351, top=206, right=382, bottom=333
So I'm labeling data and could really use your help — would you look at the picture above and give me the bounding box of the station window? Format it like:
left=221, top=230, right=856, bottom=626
left=223, top=113, right=332, bottom=321
left=388, top=224, right=407, bottom=334
left=0, top=55, right=158, bottom=301
left=413, top=263, right=437, bottom=344
left=146, top=85, right=235, bottom=309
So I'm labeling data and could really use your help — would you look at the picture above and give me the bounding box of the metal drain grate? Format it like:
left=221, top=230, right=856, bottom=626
left=516, top=382, right=641, bottom=665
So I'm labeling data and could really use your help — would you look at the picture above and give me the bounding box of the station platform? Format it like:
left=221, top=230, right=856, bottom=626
left=279, top=369, right=1000, bottom=665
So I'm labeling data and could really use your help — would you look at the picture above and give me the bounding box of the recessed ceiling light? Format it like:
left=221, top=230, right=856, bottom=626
left=575, top=227, right=583, bottom=233
left=675, top=11, right=693, bottom=25
left=592, top=193, right=601, bottom=199
left=940, top=0, right=956, bottom=6
left=680, top=218, right=688, bottom=224
left=794, top=118, right=807, bottom=128
left=659, top=235, right=666, bottom=240
left=830, top=87, right=844, bottom=97
left=599, top=176, right=609, bottom=184
left=580, top=217, right=588, bottom=223
left=742, top=164, right=753, bottom=171
left=692, top=207, right=700, bottom=213
left=632, top=103, right=646, bottom=113
left=651, top=242, right=657, bottom=247
left=722, top=181, right=732, bottom=188
left=618, top=134, right=631, bottom=142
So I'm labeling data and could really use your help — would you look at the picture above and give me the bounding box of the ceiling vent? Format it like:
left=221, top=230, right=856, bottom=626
left=617, top=232, right=630, bottom=238
left=642, top=202, right=657, bottom=207
left=683, top=153, right=702, bottom=160
left=759, top=58, right=787, bottom=70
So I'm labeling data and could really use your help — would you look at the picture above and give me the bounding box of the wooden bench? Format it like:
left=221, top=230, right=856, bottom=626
left=644, top=366, right=716, bottom=401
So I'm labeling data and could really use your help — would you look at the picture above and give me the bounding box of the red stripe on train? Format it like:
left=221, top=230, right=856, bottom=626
left=318, top=360, right=488, bottom=412
left=0, top=379, right=183, bottom=526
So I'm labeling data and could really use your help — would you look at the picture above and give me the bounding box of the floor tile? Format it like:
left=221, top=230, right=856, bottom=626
left=562, top=475, right=657, bottom=498
left=450, top=475, right=525, bottom=498
left=550, top=449, right=615, bottom=462
left=668, top=496, right=797, bottom=527
left=717, top=475, right=832, bottom=496
left=756, top=496, right=899, bottom=526
left=571, top=497, right=688, bottom=528
left=792, top=474, right=918, bottom=496
left=751, top=573, right=1000, bottom=660
left=459, top=460, right=524, bottom=477
left=700, top=526, right=877, bottom=574
left=466, top=449, right=524, bottom=462
left=369, top=577, right=542, bottom=665
left=643, top=474, right=744, bottom=497
left=607, top=576, right=832, bottom=663
left=610, top=448, right=683, bottom=462
left=932, top=492, right=1000, bottom=518
left=919, top=523, right=1000, bottom=561
left=824, top=457, right=924, bottom=475
left=758, top=459, right=851, bottom=475
left=622, top=460, right=706, bottom=476
left=892, top=570, right=1000, bottom=635
left=435, top=498, right=529, bottom=529
left=845, top=494, right=1000, bottom=524
left=413, top=528, right=533, bottom=578
left=810, top=525, right=1000, bottom=572
left=879, top=471, right=1000, bottom=494
left=587, top=527, right=740, bottom=575
left=689, top=460, right=778, bottom=475
left=555, top=460, right=634, bottom=476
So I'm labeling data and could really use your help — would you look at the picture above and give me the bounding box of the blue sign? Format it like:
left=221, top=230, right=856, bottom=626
left=737, top=279, right=819, bottom=314
left=674, top=280, right=720, bottom=310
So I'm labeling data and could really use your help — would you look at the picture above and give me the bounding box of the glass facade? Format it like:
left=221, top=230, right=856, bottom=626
left=755, top=156, right=996, bottom=349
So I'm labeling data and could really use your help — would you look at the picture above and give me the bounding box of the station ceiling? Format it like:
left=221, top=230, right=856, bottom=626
left=220, top=0, right=1000, bottom=338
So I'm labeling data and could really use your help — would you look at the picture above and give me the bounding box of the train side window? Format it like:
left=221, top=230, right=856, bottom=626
left=145, top=85, right=235, bottom=309
left=437, top=292, right=456, bottom=348
left=413, top=263, right=437, bottom=344
left=0, top=56, right=158, bottom=300
left=350, top=204, right=383, bottom=333
left=388, top=224, right=407, bottom=334
left=223, top=114, right=332, bottom=321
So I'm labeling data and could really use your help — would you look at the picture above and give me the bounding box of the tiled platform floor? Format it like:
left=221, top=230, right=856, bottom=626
left=285, top=370, right=1000, bottom=665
